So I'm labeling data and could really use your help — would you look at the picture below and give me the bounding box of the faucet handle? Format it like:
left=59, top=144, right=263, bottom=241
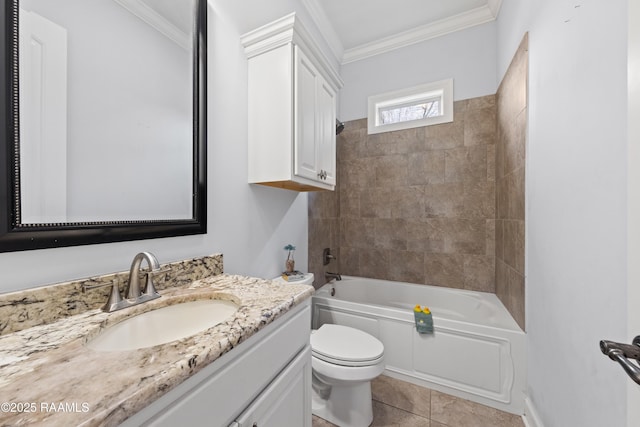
left=143, top=273, right=160, bottom=297
left=102, top=282, right=125, bottom=312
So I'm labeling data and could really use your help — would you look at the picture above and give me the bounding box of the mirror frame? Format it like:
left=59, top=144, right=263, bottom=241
left=0, top=0, right=207, bottom=253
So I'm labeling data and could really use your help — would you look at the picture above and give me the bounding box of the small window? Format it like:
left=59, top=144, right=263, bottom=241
left=367, top=79, right=453, bottom=135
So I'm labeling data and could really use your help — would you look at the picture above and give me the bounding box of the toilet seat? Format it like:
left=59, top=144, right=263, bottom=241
left=311, top=324, right=384, bottom=367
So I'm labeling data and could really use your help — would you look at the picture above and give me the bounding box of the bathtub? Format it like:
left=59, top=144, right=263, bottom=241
left=312, top=276, right=526, bottom=415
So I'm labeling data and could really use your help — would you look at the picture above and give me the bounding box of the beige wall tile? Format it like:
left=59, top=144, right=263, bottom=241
left=487, top=143, right=496, bottom=182
left=360, top=188, right=395, bottom=218
left=424, top=182, right=465, bottom=218
left=406, top=219, right=446, bottom=253
left=424, top=121, right=465, bottom=150
left=503, top=220, right=525, bottom=275
left=500, top=168, right=525, bottom=221
left=359, top=248, right=391, bottom=280
left=339, top=158, right=378, bottom=190
left=367, top=127, right=425, bottom=156
left=454, top=99, right=468, bottom=120
left=507, top=266, right=526, bottom=330
left=339, top=246, right=360, bottom=277
left=374, top=218, right=408, bottom=251
left=444, top=146, right=488, bottom=183
left=434, top=218, right=487, bottom=255
left=462, top=180, right=495, bottom=219
left=464, top=106, right=497, bottom=147
left=392, top=186, right=426, bottom=219
left=311, top=93, right=501, bottom=297
left=375, top=155, right=409, bottom=188
left=337, top=127, right=365, bottom=162
left=495, top=259, right=510, bottom=306
left=494, top=33, right=528, bottom=328
left=388, top=250, right=425, bottom=283
left=340, top=218, right=375, bottom=248
left=339, top=189, right=360, bottom=218
left=463, top=255, right=495, bottom=292
left=424, top=253, right=465, bottom=288
left=503, top=113, right=526, bottom=176
left=467, top=94, right=496, bottom=111
left=408, top=151, right=446, bottom=185
left=486, top=219, right=496, bottom=257
left=495, top=220, right=504, bottom=260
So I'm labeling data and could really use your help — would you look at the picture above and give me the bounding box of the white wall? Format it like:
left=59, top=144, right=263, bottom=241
left=628, top=1, right=640, bottom=424
left=498, top=1, right=628, bottom=426
left=339, top=21, right=498, bottom=122
left=0, top=0, right=309, bottom=293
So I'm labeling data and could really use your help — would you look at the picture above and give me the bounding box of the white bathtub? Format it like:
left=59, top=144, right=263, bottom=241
left=312, top=276, right=526, bottom=415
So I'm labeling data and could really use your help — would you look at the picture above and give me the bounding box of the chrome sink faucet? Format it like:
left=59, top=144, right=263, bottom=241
left=126, top=252, right=160, bottom=299
left=101, top=252, right=162, bottom=312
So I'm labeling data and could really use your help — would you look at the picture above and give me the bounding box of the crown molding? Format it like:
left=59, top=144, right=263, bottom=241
left=301, top=0, right=344, bottom=64
left=342, top=4, right=499, bottom=65
left=240, top=13, right=343, bottom=90
left=487, top=0, right=504, bottom=18
left=112, top=0, right=189, bottom=50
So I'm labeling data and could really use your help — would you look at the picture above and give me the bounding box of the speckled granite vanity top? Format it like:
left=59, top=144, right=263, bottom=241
left=0, top=272, right=314, bottom=426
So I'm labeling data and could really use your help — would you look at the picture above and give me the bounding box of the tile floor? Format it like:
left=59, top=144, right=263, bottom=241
left=312, top=375, right=525, bottom=427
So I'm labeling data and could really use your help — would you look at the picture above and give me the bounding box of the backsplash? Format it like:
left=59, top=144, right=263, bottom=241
left=309, top=94, right=496, bottom=291
left=0, top=254, right=223, bottom=335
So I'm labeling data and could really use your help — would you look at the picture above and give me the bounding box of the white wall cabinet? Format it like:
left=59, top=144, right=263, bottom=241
left=120, top=301, right=311, bottom=427
left=242, top=13, right=343, bottom=192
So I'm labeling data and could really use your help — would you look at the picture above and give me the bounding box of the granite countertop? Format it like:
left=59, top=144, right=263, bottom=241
left=0, top=274, right=314, bottom=427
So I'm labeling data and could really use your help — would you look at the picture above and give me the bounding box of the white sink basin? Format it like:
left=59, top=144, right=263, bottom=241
left=87, top=299, right=239, bottom=352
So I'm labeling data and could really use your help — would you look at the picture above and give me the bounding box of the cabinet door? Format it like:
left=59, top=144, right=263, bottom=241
left=234, top=346, right=312, bottom=427
left=293, top=46, right=319, bottom=182
left=317, top=78, right=336, bottom=186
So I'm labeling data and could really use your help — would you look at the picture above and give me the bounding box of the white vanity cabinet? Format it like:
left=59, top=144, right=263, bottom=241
left=230, top=346, right=311, bottom=427
left=120, top=301, right=311, bottom=427
left=242, top=13, right=343, bottom=192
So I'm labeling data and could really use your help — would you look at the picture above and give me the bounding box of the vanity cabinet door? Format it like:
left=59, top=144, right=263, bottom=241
left=293, top=46, right=336, bottom=188
left=293, top=46, right=320, bottom=183
left=316, top=77, right=336, bottom=186
left=234, top=346, right=312, bottom=427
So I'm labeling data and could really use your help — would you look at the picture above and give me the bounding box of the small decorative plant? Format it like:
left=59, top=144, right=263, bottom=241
left=284, top=244, right=296, bottom=273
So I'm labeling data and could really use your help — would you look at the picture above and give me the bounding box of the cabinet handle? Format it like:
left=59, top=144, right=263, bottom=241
left=253, top=423, right=258, bottom=427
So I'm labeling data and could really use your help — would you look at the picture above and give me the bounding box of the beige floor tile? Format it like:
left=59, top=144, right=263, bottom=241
left=430, top=391, right=524, bottom=427
left=371, top=401, right=430, bottom=427
left=312, top=414, right=338, bottom=427
left=372, top=375, right=431, bottom=418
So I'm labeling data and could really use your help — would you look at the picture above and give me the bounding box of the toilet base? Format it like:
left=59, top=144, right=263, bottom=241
left=311, top=380, right=373, bottom=427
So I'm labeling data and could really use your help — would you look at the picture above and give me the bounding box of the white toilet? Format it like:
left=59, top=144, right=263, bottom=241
left=273, top=273, right=385, bottom=427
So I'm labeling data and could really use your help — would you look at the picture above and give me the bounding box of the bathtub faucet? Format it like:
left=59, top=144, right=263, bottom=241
left=326, top=272, right=342, bottom=281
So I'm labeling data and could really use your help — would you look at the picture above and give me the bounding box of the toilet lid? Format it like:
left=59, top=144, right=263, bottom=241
left=311, top=324, right=384, bottom=367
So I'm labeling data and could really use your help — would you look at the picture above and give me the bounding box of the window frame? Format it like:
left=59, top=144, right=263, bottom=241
left=367, top=78, right=453, bottom=135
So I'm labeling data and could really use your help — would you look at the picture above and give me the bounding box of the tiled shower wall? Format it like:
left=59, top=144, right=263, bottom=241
left=309, top=36, right=528, bottom=330
left=309, top=94, right=497, bottom=292
left=495, top=34, right=528, bottom=330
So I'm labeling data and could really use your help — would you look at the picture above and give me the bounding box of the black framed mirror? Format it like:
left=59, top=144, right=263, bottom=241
left=0, top=0, right=207, bottom=252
